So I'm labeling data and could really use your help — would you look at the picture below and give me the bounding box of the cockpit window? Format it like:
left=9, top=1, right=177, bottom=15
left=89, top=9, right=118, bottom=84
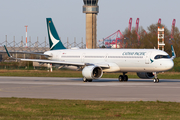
left=154, top=55, right=170, bottom=59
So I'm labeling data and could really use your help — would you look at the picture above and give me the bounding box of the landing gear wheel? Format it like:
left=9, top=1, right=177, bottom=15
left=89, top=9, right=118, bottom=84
left=118, top=75, right=124, bottom=82
left=153, top=72, right=159, bottom=83
left=154, top=79, right=156, bottom=83
left=88, top=79, right=92, bottom=82
left=157, top=78, right=159, bottom=83
left=124, top=75, right=128, bottom=81
left=154, top=78, right=159, bottom=83
left=83, top=77, right=87, bottom=82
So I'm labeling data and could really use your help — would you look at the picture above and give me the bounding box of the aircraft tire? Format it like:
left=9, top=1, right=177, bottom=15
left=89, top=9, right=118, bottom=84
left=154, top=78, right=159, bottom=83
left=124, top=75, right=128, bottom=81
left=157, top=78, right=159, bottom=83
left=118, top=75, right=124, bottom=82
left=88, top=79, right=92, bottom=82
left=83, top=77, right=87, bottom=82
left=154, top=79, right=156, bottom=83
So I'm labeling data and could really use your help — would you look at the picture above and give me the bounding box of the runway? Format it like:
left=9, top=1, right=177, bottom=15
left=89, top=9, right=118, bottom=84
left=0, top=77, right=180, bottom=102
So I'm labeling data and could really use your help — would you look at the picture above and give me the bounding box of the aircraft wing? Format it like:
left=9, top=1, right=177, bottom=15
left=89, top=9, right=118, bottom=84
left=4, top=45, right=110, bottom=68
left=20, top=58, right=85, bottom=66
left=18, top=51, right=51, bottom=57
left=21, top=59, right=110, bottom=68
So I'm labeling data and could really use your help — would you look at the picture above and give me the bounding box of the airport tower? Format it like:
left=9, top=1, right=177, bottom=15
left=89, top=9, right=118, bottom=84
left=83, top=0, right=99, bottom=49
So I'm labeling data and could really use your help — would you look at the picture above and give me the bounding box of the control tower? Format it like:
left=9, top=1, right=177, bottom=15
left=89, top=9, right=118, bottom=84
left=83, top=0, right=99, bottom=49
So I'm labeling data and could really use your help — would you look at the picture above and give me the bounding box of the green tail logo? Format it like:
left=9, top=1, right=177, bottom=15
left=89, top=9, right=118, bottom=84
left=46, top=18, right=66, bottom=50
left=171, top=45, right=176, bottom=60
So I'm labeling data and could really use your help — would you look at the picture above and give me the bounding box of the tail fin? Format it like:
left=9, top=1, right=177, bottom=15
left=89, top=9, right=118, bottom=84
left=46, top=18, right=66, bottom=50
left=171, top=45, right=176, bottom=60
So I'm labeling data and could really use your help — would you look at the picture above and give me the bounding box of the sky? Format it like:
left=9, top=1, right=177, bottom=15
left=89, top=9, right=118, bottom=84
left=0, top=0, right=180, bottom=44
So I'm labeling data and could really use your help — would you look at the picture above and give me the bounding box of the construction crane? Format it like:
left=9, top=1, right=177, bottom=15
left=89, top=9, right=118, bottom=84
left=135, top=18, right=140, bottom=42
left=128, top=18, right=132, bottom=32
left=171, top=19, right=176, bottom=39
left=158, top=18, right=161, bottom=25
left=103, top=30, right=124, bottom=48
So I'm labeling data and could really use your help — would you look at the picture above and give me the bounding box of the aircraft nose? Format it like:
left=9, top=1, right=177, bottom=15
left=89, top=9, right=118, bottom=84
left=166, top=60, right=174, bottom=70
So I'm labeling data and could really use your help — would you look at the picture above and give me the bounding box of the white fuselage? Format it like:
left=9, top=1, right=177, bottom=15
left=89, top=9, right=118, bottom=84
left=44, top=48, right=174, bottom=73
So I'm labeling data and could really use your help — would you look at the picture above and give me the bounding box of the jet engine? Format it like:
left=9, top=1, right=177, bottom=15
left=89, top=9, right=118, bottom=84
left=82, top=66, right=103, bottom=79
left=137, top=72, right=154, bottom=79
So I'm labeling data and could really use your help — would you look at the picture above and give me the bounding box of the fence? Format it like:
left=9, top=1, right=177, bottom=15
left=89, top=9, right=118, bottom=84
left=0, top=36, right=86, bottom=52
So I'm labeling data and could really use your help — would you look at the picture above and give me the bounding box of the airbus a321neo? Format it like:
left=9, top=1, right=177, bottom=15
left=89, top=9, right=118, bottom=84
left=4, top=18, right=176, bottom=83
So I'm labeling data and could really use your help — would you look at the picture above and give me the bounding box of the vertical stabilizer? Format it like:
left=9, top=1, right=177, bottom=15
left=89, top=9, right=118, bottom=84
left=171, top=45, right=176, bottom=60
left=46, top=18, right=66, bottom=50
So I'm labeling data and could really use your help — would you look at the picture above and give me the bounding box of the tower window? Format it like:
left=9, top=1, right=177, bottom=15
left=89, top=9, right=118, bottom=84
left=84, top=0, right=98, bottom=6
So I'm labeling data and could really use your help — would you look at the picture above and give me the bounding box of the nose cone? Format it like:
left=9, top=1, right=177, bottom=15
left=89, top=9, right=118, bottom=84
left=166, top=60, right=174, bottom=71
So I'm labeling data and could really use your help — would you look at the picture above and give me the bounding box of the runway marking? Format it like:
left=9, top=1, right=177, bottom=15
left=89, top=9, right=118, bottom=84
left=0, top=85, right=56, bottom=93
left=0, top=88, right=15, bottom=93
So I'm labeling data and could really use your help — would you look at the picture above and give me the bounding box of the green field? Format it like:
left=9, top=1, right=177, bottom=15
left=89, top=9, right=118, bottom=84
left=171, top=57, right=180, bottom=72
left=0, top=98, right=180, bottom=120
left=0, top=59, right=180, bottom=119
left=0, top=69, right=180, bottom=79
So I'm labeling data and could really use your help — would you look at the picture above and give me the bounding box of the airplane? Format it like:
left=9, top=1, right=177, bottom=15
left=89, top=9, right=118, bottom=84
left=4, top=18, right=176, bottom=83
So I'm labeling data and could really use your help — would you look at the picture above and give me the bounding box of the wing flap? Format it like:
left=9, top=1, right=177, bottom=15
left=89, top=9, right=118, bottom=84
left=21, top=59, right=85, bottom=66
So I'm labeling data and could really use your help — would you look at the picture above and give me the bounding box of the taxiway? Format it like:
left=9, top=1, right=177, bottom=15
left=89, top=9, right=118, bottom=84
left=0, top=77, right=180, bottom=102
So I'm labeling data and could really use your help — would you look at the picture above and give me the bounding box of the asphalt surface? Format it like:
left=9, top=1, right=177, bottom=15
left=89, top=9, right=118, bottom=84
left=0, top=77, right=180, bottom=102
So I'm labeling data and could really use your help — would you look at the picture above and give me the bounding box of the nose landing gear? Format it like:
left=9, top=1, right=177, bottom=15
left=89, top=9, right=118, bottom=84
left=154, top=78, right=159, bottom=83
left=153, top=72, right=159, bottom=83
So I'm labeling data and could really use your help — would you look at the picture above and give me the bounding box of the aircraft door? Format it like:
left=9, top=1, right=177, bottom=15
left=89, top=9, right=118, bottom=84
left=105, top=53, right=108, bottom=62
left=145, top=52, right=152, bottom=64
left=82, top=53, right=85, bottom=62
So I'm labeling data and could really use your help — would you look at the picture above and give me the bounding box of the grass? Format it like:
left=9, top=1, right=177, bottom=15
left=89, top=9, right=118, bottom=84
left=171, top=57, right=180, bottom=72
left=0, top=98, right=180, bottom=120
left=0, top=69, right=180, bottom=79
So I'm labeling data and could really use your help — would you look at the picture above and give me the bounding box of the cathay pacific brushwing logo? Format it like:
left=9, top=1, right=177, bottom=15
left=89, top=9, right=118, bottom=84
left=48, top=24, right=59, bottom=49
left=172, top=49, right=175, bottom=56
left=150, top=59, right=154, bottom=63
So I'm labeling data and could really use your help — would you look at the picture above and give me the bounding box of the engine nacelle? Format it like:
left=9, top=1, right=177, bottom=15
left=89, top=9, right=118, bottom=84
left=137, top=72, right=154, bottom=79
left=82, top=66, right=103, bottom=79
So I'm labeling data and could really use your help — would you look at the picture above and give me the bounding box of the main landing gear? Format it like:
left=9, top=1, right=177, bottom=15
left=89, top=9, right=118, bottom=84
left=153, top=72, right=159, bottom=83
left=118, top=72, right=128, bottom=82
left=83, top=77, right=92, bottom=82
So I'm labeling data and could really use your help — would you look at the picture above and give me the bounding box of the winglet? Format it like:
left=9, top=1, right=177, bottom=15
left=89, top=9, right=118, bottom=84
left=171, top=45, right=176, bottom=60
left=4, top=45, right=12, bottom=58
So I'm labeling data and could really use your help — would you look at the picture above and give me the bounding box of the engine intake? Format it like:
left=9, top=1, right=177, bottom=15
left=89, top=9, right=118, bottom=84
left=137, top=72, right=154, bottom=79
left=82, top=66, right=103, bottom=79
